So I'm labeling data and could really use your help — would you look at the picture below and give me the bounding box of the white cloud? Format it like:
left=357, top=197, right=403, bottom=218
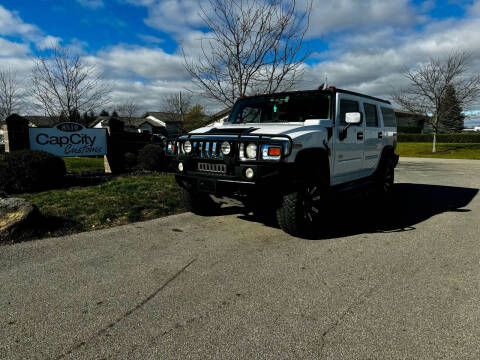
left=143, top=0, right=207, bottom=34
left=138, top=34, right=165, bottom=44
left=36, top=35, right=62, bottom=50
left=304, top=0, right=422, bottom=37
left=88, top=45, right=189, bottom=81
left=0, top=38, right=30, bottom=57
left=76, top=0, right=105, bottom=9
left=0, top=5, right=38, bottom=37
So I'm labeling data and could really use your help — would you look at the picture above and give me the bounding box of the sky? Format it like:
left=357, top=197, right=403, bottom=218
left=1, top=0, right=480, bottom=125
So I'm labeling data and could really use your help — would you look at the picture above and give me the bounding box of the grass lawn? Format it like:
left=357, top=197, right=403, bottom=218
left=397, top=142, right=480, bottom=160
left=18, top=173, right=185, bottom=238
left=63, top=157, right=105, bottom=173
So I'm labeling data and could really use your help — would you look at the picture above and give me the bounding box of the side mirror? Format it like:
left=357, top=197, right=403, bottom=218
left=345, top=112, right=361, bottom=125
left=339, top=112, right=362, bottom=141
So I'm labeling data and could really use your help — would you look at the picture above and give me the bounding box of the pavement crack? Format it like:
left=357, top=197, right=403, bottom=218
left=55, top=258, right=197, bottom=360
left=319, top=282, right=381, bottom=357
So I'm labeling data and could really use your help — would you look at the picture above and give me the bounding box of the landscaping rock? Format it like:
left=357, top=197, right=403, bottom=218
left=0, top=198, right=38, bottom=242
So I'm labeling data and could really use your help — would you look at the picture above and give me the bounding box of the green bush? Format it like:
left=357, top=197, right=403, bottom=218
left=0, top=150, right=66, bottom=194
left=124, top=152, right=137, bottom=170
left=137, top=144, right=165, bottom=171
left=398, top=133, right=480, bottom=143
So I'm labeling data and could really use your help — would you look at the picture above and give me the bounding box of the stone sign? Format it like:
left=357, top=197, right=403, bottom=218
left=29, top=122, right=107, bottom=157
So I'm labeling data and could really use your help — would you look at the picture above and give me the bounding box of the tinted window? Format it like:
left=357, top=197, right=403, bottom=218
left=364, top=103, right=378, bottom=127
left=381, top=107, right=397, bottom=127
left=339, top=100, right=359, bottom=125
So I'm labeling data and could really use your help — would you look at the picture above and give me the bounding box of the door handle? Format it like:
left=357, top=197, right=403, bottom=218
left=357, top=132, right=364, bottom=140
left=378, top=132, right=383, bottom=139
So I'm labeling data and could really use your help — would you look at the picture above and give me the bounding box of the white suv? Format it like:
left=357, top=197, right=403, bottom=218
left=170, top=87, right=399, bottom=236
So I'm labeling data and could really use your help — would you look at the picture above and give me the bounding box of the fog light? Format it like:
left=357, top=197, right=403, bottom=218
left=178, top=162, right=184, bottom=172
left=245, top=168, right=254, bottom=179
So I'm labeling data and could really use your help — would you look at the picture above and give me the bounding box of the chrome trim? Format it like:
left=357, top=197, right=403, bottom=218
left=198, top=162, right=227, bottom=174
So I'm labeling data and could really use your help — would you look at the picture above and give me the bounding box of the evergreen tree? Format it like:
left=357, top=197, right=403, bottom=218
left=438, top=84, right=465, bottom=133
left=99, top=109, right=109, bottom=117
left=111, top=110, right=119, bottom=118
left=183, top=105, right=208, bottom=132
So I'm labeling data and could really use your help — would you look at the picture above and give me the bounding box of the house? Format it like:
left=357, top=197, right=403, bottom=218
left=143, top=112, right=182, bottom=137
left=394, top=109, right=431, bottom=133
left=89, top=112, right=182, bottom=137
left=24, top=116, right=60, bottom=128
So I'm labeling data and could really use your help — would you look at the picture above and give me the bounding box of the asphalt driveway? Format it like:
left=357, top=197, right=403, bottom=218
left=1, top=157, right=480, bottom=359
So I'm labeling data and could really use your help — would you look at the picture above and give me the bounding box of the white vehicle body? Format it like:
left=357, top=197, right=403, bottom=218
left=171, top=88, right=399, bottom=236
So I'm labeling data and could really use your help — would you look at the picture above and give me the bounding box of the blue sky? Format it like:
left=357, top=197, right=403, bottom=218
left=1, top=0, right=480, bottom=123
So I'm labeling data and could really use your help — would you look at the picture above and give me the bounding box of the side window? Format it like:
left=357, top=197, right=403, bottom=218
left=381, top=107, right=397, bottom=127
left=339, top=99, right=359, bottom=125
left=364, top=103, right=378, bottom=127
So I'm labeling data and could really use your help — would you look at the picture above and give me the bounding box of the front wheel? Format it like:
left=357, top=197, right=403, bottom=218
left=181, top=188, right=220, bottom=216
left=276, top=179, right=328, bottom=237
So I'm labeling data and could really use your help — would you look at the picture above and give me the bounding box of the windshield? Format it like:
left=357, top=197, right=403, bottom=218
left=228, top=92, right=331, bottom=124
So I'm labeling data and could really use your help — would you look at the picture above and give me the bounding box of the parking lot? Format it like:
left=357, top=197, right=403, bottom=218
left=1, top=157, right=480, bottom=359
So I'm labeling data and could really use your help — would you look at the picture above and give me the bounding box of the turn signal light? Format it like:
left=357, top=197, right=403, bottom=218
left=268, top=147, right=281, bottom=156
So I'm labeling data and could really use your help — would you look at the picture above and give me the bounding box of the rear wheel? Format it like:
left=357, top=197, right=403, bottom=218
left=276, top=176, right=328, bottom=237
left=376, top=155, right=395, bottom=198
left=181, top=188, right=220, bottom=215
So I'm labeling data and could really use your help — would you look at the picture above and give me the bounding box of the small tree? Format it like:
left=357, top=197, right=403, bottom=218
left=116, top=100, right=138, bottom=120
left=111, top=110, right=119, bottom=118
left=0, top=68, right=23, bottom=122
left=438, top=84, right=465, bottom=133
left=183, top=105, right=208, bottom=132
left=184, top=0, right=312, bottom=106
left=31, top=45, right=111, bottom=122
left=393, top=51, right=480, bottom=152
left=162, top=92, right=193, bottom=122
left=99, top=109, right=109, bottom=117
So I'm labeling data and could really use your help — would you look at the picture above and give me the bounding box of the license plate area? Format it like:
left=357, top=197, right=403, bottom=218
left=197, top=162, right=227, bottom=174
left=198, top=179, right=216, bottom=193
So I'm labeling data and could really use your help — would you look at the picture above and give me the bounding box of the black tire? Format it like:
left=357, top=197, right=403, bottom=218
left=376, top=155, right=395, bottom=198
left=276, top=176, right=329, bottom=237
left=181, top=188, right=220, bottom=215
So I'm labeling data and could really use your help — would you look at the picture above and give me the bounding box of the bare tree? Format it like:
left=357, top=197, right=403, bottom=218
left=116, top=100, right=138, bottom=120
left=393, top=51, right=480, bottom=152
left=0, top=68, right=23, bottom=122
left=31, top=45, right=111, bottom=122
left=161, top=92, right=193, bottom=122
left=184, top=0, right=311, bottom=107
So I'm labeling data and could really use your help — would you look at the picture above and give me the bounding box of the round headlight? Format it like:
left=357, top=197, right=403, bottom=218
left=245, top=168, right=254, bottom=179
left=178, top=162, right=184, bottom=172
left=246, top=143, right=257, bottom=159
left=183, top=140, right=192, bottom=154
left=221, top=141, right=231, bottom=155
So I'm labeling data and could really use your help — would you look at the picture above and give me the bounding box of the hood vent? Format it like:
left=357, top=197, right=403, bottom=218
left=206, top=127, right=259, bottom=135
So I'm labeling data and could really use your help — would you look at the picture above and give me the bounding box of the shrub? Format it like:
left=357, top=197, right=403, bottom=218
left=137, top=144, right=165, bottom=171
left=124, top=152, right=137, bottom=170
left=0, top=150, right=66, bottom=194
left=398, top=133, right=480, bottom=143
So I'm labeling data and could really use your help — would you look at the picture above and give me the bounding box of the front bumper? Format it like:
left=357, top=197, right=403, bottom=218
left=175, top=160, right=289, bottom=196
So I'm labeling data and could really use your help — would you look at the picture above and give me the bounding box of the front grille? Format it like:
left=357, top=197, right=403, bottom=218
left=192, top=140, right=232, bottom=159
left=198, top=162, right=227, bottom=174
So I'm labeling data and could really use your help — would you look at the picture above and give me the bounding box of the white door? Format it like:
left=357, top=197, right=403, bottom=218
left=332, top=97, right=365, bottom=184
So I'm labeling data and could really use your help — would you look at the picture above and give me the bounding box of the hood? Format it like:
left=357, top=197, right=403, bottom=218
left=189, top=121, right=329, bottom=140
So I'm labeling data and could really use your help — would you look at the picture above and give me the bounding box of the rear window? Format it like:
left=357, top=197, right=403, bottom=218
left=381, top=107, right=397, bottom=127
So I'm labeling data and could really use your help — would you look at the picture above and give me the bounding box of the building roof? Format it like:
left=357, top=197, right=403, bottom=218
left=143, top=112, right=182, bottom=123
left=89, top=116, right=167, bottom=129
left=24, top=116, right=60, bottom=127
